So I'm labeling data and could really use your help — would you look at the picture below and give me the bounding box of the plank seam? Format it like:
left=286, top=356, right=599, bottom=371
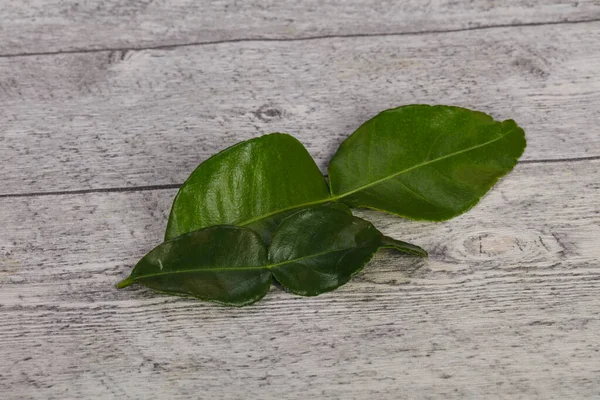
left=519, top=156, right=600, bottom=164
left=1, top=156, right=598, bottom=198
left=0, top=18, right=598, bottom=59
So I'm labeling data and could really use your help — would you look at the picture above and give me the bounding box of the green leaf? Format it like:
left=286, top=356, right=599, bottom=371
left=269, top=207, right=425, bottom=296
left=165, top=133, right=331, bottom=242
left=328, top=105, right=526, bottom=221
left=117, top=226, right=271, bottom=306
left=269, top=207, right=386, bottom=296
left=118, top=207, right=426, bottom=306
left=165, top=106, right=524, bottom=243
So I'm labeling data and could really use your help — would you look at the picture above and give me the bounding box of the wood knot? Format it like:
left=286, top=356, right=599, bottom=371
left=0, top=252, right=21, bottom=283
left=440, top=229, right=565, bottom=267
left=254, top=105, right=282, bottom=122
left=464, top=232, right=522, bottom=257
left=512, top=57, right=549, bottom=79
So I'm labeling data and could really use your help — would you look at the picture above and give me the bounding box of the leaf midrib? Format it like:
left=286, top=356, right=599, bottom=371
left=124, top=246, right=367, bottom=284
left=238, top=131, right=511, bottom=226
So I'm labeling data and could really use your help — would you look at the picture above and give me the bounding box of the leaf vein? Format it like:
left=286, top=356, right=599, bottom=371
left=335, top=130, right=511, bottom=198
left=394, top=179, right=443, bottom=208
left=127, top=247, right=369, bottom=282
left=236, top=128, right=513, bottom=227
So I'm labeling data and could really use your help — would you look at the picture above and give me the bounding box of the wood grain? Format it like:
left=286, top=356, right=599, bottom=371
left=1, top=0, right=599, bottom=56
left=1, top=160, right=599, bottom=399
left=2, top=1, right=599, bottom=398
left=1, top=22, right=599, bottom=196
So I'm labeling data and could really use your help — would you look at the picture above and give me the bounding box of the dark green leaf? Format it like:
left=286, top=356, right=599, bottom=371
left=116, top=226, right=271, bottom=306
left=328, top=105, right=526, bottom=221
left=118, top=207, right=426, bottom=305
left=165, top=133, right=331, bottom=242
left=269, top=207, right=425, bottom=296
left=269, top=207, right=384, bottom=296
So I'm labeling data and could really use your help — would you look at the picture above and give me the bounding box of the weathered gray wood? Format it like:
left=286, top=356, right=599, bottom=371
left=1, top=160, right=599, bottom=399
left=1, top=0, right=599, bottom=55
left=1, top=22, right=599, bottom=195
left=1, top=2, right=599, bottom=398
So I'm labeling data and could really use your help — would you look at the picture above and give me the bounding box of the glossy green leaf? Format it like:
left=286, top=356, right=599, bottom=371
left=118, top=207, right=426, bottom=306
left=328, top=105, right=526, bottom=221
left=165, top=133, right=330, bottom=242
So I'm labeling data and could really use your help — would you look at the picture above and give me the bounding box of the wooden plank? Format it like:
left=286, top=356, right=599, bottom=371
left=1, top=22, right=599, bottom=195
left=1, top=1, right=599, bottom=56
left=1, top=160, right=598, bottom=398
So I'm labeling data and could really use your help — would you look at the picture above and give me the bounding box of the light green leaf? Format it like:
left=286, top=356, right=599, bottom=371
left=328, top=105, right=526, bottom=220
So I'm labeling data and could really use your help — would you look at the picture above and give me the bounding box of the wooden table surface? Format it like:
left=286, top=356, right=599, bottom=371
left=1, top=1, right=599, bottom=399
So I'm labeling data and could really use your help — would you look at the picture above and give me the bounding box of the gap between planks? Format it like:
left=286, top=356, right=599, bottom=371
left=0, top=18, right=599, bottom=59
left=1, top=156, right=598, bottom=199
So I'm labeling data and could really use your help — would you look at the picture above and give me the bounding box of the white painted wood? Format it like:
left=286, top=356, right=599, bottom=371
left=1, top=160, right=599, bottom=399
left=1, top=0, right=599, bottom=55
left=1, top=22, right=599, bottom=195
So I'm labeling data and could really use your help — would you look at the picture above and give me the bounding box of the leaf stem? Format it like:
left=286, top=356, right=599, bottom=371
left=116, top=278, right=135, bottom=289
left=381, top=236, right=428, bottom=257
left=238, top=130, right=512, bottom=229
left=237, top=197, right=341, bottom=227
